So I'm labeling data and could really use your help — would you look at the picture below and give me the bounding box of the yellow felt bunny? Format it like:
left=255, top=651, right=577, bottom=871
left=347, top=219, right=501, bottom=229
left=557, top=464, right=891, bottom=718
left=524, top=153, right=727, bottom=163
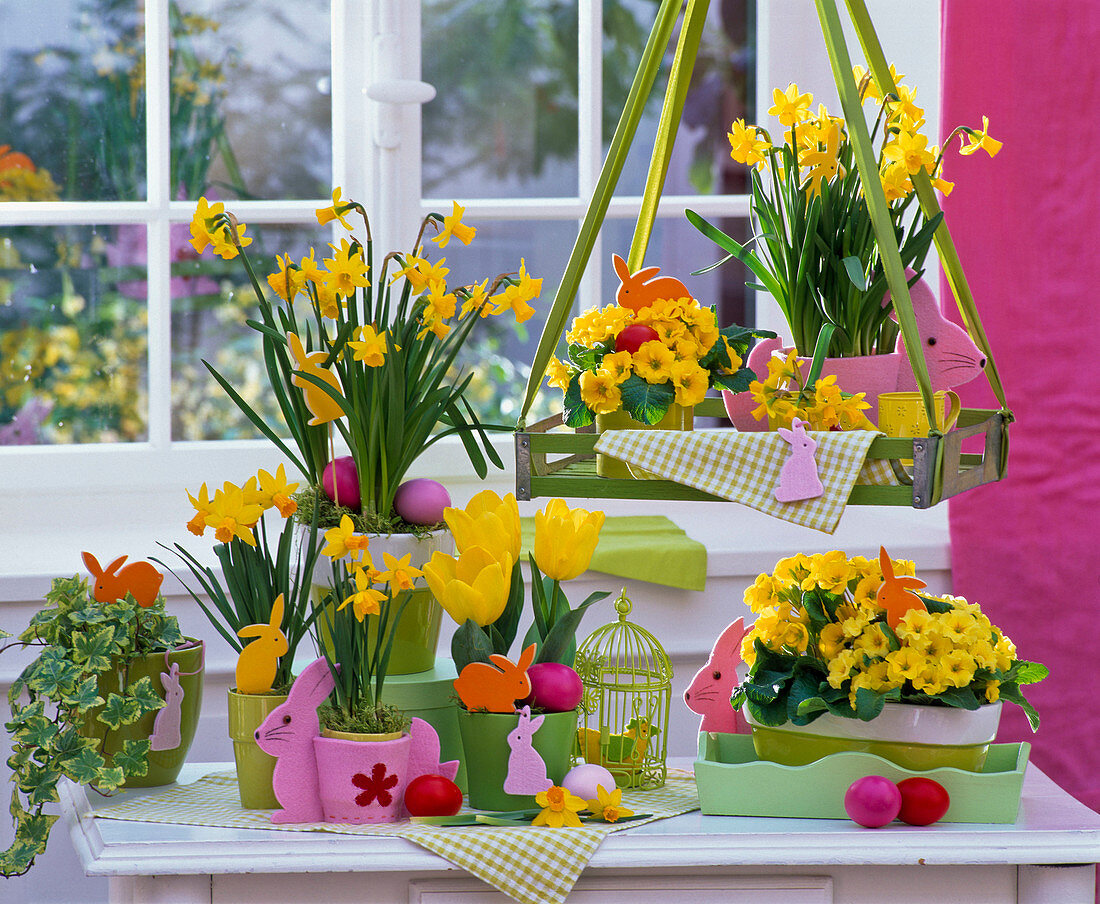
left=236, top=593, right=289, bottom=695
left=287, top=332, right=344, bottom=426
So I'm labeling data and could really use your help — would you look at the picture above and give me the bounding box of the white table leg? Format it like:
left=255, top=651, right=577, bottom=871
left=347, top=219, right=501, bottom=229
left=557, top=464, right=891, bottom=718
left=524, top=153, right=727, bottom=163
left=1018, top=864, right=1095, bottom=904
left=109, top=874, right=212, bottom=904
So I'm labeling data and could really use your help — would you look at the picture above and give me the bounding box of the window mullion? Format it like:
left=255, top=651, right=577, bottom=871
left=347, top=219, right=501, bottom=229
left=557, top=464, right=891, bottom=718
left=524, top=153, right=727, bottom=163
left=578, top=1, right=603, bottom=310
left=145, top=0, right=172, bottom=449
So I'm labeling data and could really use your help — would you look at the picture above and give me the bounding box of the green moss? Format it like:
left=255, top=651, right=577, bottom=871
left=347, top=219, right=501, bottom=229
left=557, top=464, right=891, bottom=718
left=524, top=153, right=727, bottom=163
left=293, top=484, right=444, bottom=536
left=318, top=701, right=411, bottom=736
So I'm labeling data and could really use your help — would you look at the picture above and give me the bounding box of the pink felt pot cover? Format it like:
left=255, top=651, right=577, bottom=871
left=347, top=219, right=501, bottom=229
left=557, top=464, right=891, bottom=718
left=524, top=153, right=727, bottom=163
left=312, top=733, right=411, bottom=824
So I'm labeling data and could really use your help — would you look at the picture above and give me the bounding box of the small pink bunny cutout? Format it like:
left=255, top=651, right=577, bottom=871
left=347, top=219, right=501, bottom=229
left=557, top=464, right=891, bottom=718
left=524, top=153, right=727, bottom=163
left=502, top=705, right=552, bottom=796
left=775, top=418, right=824, bottom=503
left=684, top=619, right=748, bottom=734
left=149, top=662, right=185, bottom=751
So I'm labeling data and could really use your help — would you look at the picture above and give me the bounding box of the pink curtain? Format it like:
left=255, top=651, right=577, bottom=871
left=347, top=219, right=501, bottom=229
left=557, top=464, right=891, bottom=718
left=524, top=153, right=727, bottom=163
left=941, top=1, right=1100, bottom=814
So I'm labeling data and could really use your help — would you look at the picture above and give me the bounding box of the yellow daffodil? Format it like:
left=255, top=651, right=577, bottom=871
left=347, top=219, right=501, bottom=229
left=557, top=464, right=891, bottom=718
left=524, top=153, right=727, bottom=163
left=444, top=489, right=521, bottom=561
left=190, top=196, right=251, bottom=259
left=338, top=565, right=388, bottom=621
left=578, top=369, right=622, bottom=415
left=585, top=784, right=634, bottom=823
left=299, top=247, right=325, bottom=285
left=348, top=324, right=391, bottom=367
left=256, top=464, right=299, bottom=518
left=322, top=514, right=372, bottom=563
left=728, top=118, right=771, bottom=167
left=422, top=545, right=513, bottom=627
left=423, top=278, right=458, bottom=320
left=315, top=187, right=356, bottom=230
left=800, top=116, right=842, bottom=196
left=377, top=552, right=423, bottom=596
left=460, top=279, right=491, bottom=318
left=185, top=482, right=213, bottom=536
left=533, top=498, right=604, bottom=582
left=323, top=238, right=370, bottom=298
left=533, top=785, right=586, bottom=828
left=491, top=258, right=541, bottom=323
left=432, top=201, right=476, bottom=248
left=881, top=130, right=935, bottom=176
left=205, top=482, right=263, bottom=546
left=314, top=280, right=345, bottom=320
left=960, top=115, right=1003, bottom=158
left=768, top=83, right=813, bottom=127
left=267, top=253, right=304, bottom=303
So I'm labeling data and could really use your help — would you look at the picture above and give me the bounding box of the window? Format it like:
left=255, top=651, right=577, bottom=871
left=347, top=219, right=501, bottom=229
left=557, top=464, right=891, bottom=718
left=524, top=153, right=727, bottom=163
left=0, top=1, right=940, bottom=520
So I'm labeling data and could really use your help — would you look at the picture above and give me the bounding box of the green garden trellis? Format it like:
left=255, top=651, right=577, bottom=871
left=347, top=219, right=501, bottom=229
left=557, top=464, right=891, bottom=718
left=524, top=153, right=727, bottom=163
left=514, top=0, right=1010, bottom=509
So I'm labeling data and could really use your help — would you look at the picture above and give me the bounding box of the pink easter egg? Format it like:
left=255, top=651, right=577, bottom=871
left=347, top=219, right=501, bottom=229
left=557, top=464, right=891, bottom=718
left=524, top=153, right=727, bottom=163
left=393, top=478, right=451, bottom=525
left=525, top=662, right=584, bottom=713
left=563, top=763, right=617, bottom=802
left=844, top=775, right=902, bottom=828
left=322, top=456, right=360, bottom=510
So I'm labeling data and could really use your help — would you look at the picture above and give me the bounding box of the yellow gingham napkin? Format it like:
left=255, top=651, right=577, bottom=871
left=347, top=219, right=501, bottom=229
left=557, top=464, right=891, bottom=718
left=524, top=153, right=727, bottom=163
left=94, top=768, right=699, bottom=904
left=594, top=428, right=897, bottom=534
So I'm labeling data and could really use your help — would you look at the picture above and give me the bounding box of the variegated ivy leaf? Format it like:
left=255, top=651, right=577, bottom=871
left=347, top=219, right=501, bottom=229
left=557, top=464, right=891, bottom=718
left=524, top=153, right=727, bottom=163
left=20, top=764, right=62, bottom=806
left=7, top=745, right=34, bottom=772
left=94, top=765, right=126, bottom=793
left=62, top=676, right=104, bottom=714
left=67, top=608, right=107, bottom=627
left=61, top=747, right=105, bottom=785
left=14, top=808, right=58, bottom=848
left=9, top=786, right=21, bottom=820
left=25, top=657, right=80, bottom=699
left=0, top=626, right=10, bottom=639
left=1, top=838, right=45, bottom=877
left=113, top=739, right=151, bottom=777
left=71, top=627, right=114, bottom=672
left=15, top=715, right=58, bottom=751
left=126, top=677, right=166, bottom=718
left=98, top=692, right=139, bottom=730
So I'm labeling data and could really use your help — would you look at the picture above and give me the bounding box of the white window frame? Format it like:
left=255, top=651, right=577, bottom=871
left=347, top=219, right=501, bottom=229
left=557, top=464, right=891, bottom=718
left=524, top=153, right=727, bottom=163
left=0, top=0, right=944, bottom=553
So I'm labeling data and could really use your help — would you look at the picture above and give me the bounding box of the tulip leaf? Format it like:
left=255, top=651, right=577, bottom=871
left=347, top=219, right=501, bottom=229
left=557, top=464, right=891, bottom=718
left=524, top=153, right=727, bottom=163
left=534, top=590, right=611, bottom=665
left=492, top=561, right=526, bottom=654
left=451, top=620, right=494, bottom=674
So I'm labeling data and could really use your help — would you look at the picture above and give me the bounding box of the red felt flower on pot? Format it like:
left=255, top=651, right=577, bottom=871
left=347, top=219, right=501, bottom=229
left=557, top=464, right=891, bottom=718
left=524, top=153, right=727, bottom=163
left=353, top=763, right=399, bottom=807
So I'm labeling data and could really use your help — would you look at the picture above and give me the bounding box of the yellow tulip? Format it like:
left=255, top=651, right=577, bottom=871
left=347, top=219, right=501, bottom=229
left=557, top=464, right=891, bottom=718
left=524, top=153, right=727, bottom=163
left=444, top=489, right=521, bottom=560
left=422, top=546, right=513, bottom=628
left=533, top=498, right=605, bottom=581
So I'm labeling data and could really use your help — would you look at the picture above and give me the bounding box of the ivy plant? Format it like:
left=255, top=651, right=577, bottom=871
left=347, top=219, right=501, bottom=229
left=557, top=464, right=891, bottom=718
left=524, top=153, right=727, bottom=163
left=1, top=574, right=186, bottom=877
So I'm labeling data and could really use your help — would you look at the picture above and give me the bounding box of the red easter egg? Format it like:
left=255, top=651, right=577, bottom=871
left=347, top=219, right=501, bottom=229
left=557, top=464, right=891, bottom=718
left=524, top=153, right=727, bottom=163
left=322, top=456, right=360, bottom=510
left=614, top=324, right=660, bottom=355
left=844, top=775, right=902, bottom=828
left=404, top=774, right=463, bottom=817
left=393, top=478, right=451, bottom=525
left=897, top=777, right=950, bottom=826
left=525, top=662, right=584, bottom=713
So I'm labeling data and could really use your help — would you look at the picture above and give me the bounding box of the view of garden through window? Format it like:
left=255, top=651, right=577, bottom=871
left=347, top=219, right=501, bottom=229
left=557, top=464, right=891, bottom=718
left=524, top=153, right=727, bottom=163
left=0, top=0, right=755, bottom=446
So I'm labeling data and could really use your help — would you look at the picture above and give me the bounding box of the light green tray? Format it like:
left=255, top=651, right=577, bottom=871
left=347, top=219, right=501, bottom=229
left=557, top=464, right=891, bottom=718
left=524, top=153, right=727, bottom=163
left=695, top=732, right=1029, bottom=824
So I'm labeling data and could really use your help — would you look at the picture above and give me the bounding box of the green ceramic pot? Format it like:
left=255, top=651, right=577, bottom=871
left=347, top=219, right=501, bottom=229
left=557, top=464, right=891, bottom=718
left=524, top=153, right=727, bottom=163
left=82, top=639, right=204, bottom=787
left=227, top=689, right=288, bottom=808
left=457, top=708, right=578, bottom=810
left=310, top=528, right=449, bottom=675
left=595, top=403, right=693, bottom=478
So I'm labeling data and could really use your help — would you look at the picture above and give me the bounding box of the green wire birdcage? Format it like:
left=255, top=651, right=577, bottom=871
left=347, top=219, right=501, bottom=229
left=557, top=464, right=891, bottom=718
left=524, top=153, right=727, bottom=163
left=573, top=590, right=672, bottom=790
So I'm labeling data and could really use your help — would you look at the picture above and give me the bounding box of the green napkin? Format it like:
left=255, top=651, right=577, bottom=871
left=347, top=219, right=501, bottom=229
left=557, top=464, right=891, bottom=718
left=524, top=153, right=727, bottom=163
left=519, top=514, right=706, bottom=591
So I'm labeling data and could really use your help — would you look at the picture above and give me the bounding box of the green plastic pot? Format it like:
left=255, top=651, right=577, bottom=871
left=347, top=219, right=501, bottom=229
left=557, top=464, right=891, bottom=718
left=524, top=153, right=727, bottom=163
left=227, top=689, right=288, bottom=809
left=457, top=707, right=578, bottom=810
left=82, top=639, right=204, bottom=788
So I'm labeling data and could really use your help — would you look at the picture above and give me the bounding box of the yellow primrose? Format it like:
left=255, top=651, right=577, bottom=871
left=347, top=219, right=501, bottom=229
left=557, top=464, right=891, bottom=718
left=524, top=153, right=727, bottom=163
left=444, top=490, right=521, bottom=561
left=348, top=324, right=392, bottom=367
left=338, top=565, right=387, bottom=621
left=579, top=369, right=622, bottom=415
left=632, top=340, right=676, bottom=384
left=432, top=201, right=476, bottom=249
left=670, top=359, right=709, bottom=407
left=533, top=498, right=605, bottom=582
left=585, top=784, right=634, bottom=823
left=322, top=514, right=372, bottom=563
left=422, top=545, right=513, bottom=627
left=598, top=350, right=634, bottom=385
left=315, top=187, right=356, bottom=230
left=533, top=785, right=586, bottom=828
left=544, top=357, right=574, bottom=391
left=256, top=464, right=299, bottom=518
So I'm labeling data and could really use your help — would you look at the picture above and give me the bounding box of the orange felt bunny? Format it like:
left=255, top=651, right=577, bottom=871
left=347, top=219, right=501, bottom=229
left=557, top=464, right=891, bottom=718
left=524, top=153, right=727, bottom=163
left=876, top=546, right=928, bottom=629
left=82, top=552, right=164, bottom=608
left=452, top=644, right=536, bottom=713
left=612, top=253, right=691, bottom=312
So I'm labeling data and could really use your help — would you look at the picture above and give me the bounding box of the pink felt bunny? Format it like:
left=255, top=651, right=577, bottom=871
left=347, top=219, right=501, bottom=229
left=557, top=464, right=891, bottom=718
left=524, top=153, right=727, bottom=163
left=724, top=275, right=987, bottom=430
left=684, top=619, right=748, bottom=734
left=254, top=657, right=335, bottom=824
left=502, top=705, right=552, bottom=795
left=398, top=717, right=462, bottom=817
left=775, top=418, right=823, bottom=502
left=149, top=662, right=184, bottom=751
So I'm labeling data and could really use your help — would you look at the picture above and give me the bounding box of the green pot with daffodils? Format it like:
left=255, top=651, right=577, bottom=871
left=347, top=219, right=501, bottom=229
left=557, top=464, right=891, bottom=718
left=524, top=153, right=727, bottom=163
left=733, top=548, right=1046, bottom=772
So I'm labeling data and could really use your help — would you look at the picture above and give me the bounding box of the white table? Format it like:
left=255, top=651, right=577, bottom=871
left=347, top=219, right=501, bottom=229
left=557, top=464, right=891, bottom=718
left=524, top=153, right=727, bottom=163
left=61, top=761, right=1100, bottom=904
